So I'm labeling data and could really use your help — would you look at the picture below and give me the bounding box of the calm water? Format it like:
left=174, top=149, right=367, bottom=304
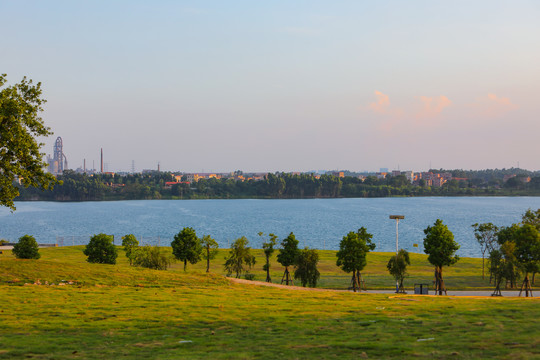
left=2, top=197, right=540, bottom=257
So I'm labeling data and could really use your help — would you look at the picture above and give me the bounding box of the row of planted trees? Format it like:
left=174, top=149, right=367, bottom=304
left=8, top=210, right=538, bottom=296
left=472, top=209, right=540, bottom=297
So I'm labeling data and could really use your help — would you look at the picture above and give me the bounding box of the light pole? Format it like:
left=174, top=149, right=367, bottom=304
left=389, top=215, right=405, bottom=293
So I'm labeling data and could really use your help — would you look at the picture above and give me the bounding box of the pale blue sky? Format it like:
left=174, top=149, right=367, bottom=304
left=2, top=1, right=539, bottom=172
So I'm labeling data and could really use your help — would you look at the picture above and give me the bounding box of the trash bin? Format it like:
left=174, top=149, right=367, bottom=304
left=414, top=283, right=429, bottom=295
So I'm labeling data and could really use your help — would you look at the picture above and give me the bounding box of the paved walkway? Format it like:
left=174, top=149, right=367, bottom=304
left=229, top=278, right=534, bottom=297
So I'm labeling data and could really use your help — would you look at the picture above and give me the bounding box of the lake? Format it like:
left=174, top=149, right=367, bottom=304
left=2, top=197, right=540, bottom=257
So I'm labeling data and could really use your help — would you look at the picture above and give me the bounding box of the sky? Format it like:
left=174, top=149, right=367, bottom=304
left=1, top=1, right=539, bottom=173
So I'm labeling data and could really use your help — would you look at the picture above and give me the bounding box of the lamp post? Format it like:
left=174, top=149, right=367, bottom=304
left=389, top=215, right=405, bottom=293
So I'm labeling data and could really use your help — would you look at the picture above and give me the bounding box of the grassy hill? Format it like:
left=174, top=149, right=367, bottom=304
left=0, top=247, right=538, bottom=359
left=0, top=246, right=497, bottom=289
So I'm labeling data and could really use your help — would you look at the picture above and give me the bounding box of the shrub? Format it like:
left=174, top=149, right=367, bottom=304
left=133, top=246, right=172, bottom=270
left=244, top=273, right=255, bottom=280
left=0, top=239, right=9, bottom=246
left=12, top=235, right=40, bottom=259
left=84, top=233, right=117, bottom=264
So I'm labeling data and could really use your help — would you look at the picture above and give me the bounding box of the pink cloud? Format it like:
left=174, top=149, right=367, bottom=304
left=366, top=91, right=404, bottom=131
left=415, top=95, right=452, bottom=120
left=471, top=93, right=518, bottom=118
left=368, top=90, right=390, bottom=114
left=366, top=91, right=451, bottom=132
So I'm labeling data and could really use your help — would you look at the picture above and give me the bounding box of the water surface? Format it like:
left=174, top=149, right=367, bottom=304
left=2, top=197, right=540, bottom=257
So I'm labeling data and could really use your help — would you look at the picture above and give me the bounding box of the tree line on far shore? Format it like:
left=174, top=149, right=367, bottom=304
left=15, top=168, right=540, bottom=203
left=8, top=208, right=540, bottom=296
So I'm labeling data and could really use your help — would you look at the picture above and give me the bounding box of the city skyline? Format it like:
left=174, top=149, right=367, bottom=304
left=45, top=135, right=535, bottom=176
left=2, top=1, right=539, bottom=172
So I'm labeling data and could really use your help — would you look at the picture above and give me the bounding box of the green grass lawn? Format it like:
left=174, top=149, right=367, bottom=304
left=0, top=247, right=538, bottom=359
left=0, top=245, right=502, bottom=289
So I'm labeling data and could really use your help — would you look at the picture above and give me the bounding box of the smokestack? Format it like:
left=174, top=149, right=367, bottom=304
left=101, top=148, right=103, bottom=173
left=84, top=159, right=86, bottom=173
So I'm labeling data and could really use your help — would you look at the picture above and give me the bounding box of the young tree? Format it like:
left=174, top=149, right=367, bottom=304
left=277, top=232, right=300, bottom=285
left=489, top=241, right=519, bottom=296
left=472, top=223, right=499, bottom=280
left=521, top=208, right=540, bottom=285
left=0, top=75, right=58, bottom=211
left=201, top=234, right=219, bottom=272
left=121, top=234, right=139, bottom=265
left=171, top=227, right=202, bottom=271
left=387, top=249, right=410, bottom=293
left=84, top=234, right=117, bottom=264
left=336, top=227, right=376, bottom=292
left=513, top=224, right=540, bottom=297
left=224, top=236, right=256, bottom=278
left=260, top=232, right=278, bottom=282
left=12, top=234, right=40, bottom=259
left=294, top=247, right=320, bottom=287
left=496, top=224, right=522, bottom=288
left=423, top=219, right=460, bottom=295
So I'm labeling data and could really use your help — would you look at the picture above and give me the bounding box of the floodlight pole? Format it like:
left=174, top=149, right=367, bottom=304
left=389, top=215, right=405, bottom=293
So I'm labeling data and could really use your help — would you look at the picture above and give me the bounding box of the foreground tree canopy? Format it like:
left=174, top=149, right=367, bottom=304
left=260, top=232, right=278, bottom=283
left=277, top=232, right=300, bottom=285
left=12, top=234, right=40, bottom=259
left=336, top=227, right=376, bottom=292
left=0, top=74, right=57, bottom=210
left=387, top=249, right=410, bottom=293
left=423, top=219, right=460, bottom=295
left=224, top=236, right=256, bottom=278
left=294, top=247, right=320, bottom=287
left=121, top=234, right=139, bottom=265
left=171, top=227, right=202, bottom=271
left=84, top=234, right=118, bottom=264
left=200, top=234, right=218, bottom=273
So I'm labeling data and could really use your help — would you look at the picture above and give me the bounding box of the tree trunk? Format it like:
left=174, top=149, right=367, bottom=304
left=350, top=270, right=358, bottom=292
left=435, top=266, right=447, bottom=295
left=519, top=274, right=533, bottom=297
left=265, top=258, right=271, bottom=283
left=398, top=277, right=405, bottom=293
left=281, top=266, right=293, bottom=285
left=184, top=259, right=187, bottom=271
left=492, top=275, right=503, bottom=296
left=482, top=254, right=485, bottom=280
left=356, top=271, right=365, bottom=291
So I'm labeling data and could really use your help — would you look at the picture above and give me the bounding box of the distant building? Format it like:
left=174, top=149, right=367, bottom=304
left=418, top=172, right=452, bottom=187
left=47, top=137, right=68, bottom=175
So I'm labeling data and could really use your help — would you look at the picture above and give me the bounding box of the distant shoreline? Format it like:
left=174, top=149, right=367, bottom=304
left=14, top=192, right=540, bottom=203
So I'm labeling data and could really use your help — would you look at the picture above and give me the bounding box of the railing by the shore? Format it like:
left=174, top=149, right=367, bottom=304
left=55, top=235, right=169, bottom=247
left=2, top=235, right=331, bottom=250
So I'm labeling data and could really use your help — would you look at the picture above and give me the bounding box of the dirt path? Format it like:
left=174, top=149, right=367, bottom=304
left=229, top=278, right=343, bottom=292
